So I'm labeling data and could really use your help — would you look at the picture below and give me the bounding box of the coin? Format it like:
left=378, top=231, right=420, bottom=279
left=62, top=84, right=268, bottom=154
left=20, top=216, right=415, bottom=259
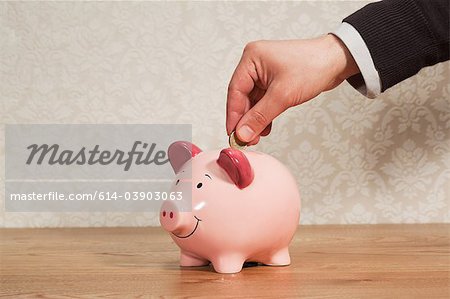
left=228, top=131, right=248, bottom=150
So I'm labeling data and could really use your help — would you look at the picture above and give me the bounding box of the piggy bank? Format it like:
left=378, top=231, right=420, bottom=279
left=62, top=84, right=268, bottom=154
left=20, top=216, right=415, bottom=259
left=160, top=141, right=300, bottom=273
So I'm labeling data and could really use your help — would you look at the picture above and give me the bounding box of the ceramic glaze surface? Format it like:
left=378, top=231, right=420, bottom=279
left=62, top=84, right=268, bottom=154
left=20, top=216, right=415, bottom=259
left=160, top=141, right=301, bottom=273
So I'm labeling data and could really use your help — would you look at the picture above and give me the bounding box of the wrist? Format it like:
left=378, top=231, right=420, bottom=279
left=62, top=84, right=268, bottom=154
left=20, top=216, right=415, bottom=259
left=325, top=33, right=360, bottom=81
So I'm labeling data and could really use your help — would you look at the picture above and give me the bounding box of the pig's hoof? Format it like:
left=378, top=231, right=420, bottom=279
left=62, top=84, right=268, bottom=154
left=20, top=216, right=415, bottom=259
left=212, top=263, right=244, bottom=274
left=211, top=255, right=245, bottom=274
left=263, top=248, right=291, bottom=266
left=180, top=251, right=209, bottom=267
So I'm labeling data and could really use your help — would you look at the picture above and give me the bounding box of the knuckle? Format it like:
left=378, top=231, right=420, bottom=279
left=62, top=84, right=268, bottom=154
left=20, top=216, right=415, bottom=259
left=273, top=86, right=298, bottom=109
left=250, top=110, right=269, bottom=127
left=227, top=82, right=240, bottom=95
left=244, top=41, right=263, bottom=53
left=227, top=83, right=236, bottom=93
left=283, top=91, right=297, bottom=107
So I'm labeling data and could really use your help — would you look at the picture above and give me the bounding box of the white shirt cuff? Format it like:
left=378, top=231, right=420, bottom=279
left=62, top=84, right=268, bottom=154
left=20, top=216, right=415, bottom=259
left=332, top=22, right=381, bottom=98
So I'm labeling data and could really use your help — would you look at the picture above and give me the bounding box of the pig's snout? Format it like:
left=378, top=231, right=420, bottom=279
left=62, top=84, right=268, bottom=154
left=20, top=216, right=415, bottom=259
left=160, top=201, right=196, bottom=237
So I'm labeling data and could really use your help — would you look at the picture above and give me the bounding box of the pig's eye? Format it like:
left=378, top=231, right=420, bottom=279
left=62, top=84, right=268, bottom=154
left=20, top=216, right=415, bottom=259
left=176, top=179, right=180, bottom=185
left=196, top=182, right=203, bottom=189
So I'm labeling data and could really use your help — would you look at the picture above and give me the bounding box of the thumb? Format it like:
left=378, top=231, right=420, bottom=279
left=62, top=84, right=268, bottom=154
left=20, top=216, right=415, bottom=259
left=235, top=86, right=289, bottom=142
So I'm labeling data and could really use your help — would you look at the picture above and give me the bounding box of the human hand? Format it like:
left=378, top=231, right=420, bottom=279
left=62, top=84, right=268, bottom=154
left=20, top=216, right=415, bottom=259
left=226, top=34, right=359, bottom=145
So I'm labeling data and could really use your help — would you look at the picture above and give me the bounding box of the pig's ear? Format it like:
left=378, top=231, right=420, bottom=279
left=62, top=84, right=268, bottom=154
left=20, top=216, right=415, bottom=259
left=217, top=148, right=254, bottom=189
left=168, top=141, right=202, bottom=174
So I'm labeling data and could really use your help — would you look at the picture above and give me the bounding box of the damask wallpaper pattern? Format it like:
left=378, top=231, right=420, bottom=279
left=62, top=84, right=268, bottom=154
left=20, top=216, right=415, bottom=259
left=0, top=1, right=448, bottom=227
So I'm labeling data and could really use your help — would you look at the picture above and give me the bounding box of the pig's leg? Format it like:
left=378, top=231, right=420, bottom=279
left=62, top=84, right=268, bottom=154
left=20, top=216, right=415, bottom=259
left=263, top=247, right=291, bottom=266
left=180, top=251, right=209, bottom=267
left=211, top=254, right=245, bottom=274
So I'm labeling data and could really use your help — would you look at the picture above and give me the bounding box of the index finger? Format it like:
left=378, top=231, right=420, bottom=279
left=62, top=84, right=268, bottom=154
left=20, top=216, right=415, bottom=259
left=226, top=56, right=256, bottom=135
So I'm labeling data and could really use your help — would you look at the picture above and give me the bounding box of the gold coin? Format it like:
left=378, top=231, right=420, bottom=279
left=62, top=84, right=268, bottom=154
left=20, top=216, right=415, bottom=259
left=229, top=131, right=248, bottom=150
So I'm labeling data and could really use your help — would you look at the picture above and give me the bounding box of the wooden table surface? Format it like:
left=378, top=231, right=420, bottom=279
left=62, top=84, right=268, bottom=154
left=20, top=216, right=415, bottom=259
left=1, top=224, right=449, bottom=298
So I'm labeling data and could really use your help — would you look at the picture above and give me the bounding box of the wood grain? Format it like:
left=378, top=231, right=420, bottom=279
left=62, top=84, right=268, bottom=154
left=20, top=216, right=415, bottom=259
left=1, top=224, right=449, bottom=298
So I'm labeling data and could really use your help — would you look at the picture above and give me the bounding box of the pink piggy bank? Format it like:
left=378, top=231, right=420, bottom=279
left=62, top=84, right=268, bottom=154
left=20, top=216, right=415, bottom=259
left=160, top=141, right=300, bottom=274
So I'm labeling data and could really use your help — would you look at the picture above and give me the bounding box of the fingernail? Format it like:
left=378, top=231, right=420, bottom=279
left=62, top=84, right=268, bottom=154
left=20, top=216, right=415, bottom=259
left=237, top=125, right=254, bottom=142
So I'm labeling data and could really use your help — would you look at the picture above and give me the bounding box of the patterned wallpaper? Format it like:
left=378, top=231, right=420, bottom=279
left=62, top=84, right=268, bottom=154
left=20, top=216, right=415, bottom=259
left=0, top=1, right=448, bottom=227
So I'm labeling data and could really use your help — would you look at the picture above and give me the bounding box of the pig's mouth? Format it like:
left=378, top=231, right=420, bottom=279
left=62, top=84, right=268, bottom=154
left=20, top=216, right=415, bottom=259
left=172, top=216, right=202, bottom=239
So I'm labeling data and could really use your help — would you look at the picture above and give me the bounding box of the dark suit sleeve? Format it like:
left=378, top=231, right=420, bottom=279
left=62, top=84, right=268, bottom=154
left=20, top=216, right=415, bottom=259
left=343, top=0, right=449, bottom=92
